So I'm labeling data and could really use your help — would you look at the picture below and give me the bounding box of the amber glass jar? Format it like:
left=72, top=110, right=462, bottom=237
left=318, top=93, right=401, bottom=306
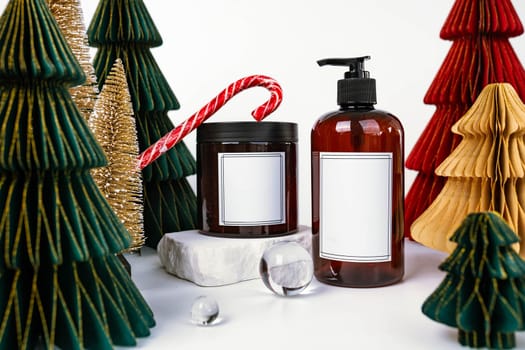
left=197, top=122, right=297, bottom=238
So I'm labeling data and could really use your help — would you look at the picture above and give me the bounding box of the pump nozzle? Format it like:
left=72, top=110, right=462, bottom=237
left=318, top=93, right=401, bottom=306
left=317, top=56, right=371, bottom=79
left=317, top=56, right=376, bottom=106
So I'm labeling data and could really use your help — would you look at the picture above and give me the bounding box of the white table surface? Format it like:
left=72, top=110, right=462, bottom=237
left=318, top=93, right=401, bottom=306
left=119, top=239, right=525, bottom=350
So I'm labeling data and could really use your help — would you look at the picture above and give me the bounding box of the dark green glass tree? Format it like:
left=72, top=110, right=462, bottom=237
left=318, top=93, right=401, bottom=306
left=87, top=0, right=197, bottom=249
left=422, top=212, right=525, bottom=349
left=0, top=0, right=154, bottom=348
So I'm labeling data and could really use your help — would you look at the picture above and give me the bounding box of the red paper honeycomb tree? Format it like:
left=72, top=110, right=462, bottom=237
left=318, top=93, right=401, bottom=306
left=405, top=0, right=525, bottom=239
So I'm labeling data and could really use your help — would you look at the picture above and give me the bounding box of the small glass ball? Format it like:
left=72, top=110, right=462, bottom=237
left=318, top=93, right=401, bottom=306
left=191, top=296, right=219, bottom=326
left=259, top=241, right=313, bottom=296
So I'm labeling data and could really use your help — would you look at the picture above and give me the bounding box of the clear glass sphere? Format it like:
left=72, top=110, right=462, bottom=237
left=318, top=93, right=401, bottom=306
left=191, top=296, right=219, bottom=326
left=259, top=241, right=313, bottom=296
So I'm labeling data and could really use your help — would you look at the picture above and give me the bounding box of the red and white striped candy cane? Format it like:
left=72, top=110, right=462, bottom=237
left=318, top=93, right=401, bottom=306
left=137, top=74, right=283, bottom=169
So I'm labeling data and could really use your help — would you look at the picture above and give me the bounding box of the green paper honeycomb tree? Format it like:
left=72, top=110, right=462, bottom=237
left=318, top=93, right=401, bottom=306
left=0, top=0, right=154, bottom=348
left=422, top=212, right=525, bottom=349
left=87, top=0, right=197, bottom=249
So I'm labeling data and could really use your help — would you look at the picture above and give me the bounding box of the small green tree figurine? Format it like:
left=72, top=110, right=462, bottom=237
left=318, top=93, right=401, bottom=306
left=422, top=212, right=525, bottom=349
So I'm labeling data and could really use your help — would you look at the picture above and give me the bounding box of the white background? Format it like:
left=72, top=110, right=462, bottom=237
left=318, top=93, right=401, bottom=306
left=1, top=0, right=525, bottom=226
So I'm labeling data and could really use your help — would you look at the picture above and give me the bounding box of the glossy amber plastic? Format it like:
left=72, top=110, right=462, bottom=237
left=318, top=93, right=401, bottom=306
left=311, top=106, right=404, bottom=287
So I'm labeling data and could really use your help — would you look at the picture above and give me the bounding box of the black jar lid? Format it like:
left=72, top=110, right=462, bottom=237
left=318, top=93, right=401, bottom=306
left=197, top=121, right=298, bottom=143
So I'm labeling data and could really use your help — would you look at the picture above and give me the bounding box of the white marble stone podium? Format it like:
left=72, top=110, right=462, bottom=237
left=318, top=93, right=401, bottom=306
left=157, top=226, right=311, bottom=286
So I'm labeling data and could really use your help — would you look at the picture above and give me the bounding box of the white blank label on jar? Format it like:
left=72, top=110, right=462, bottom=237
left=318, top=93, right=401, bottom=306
left=319, top=152, right=392, bottom=262
left=218, top=152, right=285, bottom=226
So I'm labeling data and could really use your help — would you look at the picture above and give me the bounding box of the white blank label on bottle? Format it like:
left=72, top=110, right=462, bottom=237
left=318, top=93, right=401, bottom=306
left=218, top=152, right=285, bottom=226
left=319, top=152, right=392, bottom=262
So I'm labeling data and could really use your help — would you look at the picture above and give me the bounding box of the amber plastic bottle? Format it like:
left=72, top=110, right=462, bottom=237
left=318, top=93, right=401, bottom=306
left=311, top=56, right=404, bottom=287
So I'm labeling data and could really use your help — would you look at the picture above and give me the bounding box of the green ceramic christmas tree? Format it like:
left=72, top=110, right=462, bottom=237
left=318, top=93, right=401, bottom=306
left=0, top=0, right=154, bottom=348
left=87, top=0, right=197, bottom=248
left=422, top=212, right=525, bottom=349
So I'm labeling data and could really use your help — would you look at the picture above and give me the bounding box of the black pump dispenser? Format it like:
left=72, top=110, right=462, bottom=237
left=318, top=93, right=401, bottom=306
left=318, top=56, right=377, bottom=106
